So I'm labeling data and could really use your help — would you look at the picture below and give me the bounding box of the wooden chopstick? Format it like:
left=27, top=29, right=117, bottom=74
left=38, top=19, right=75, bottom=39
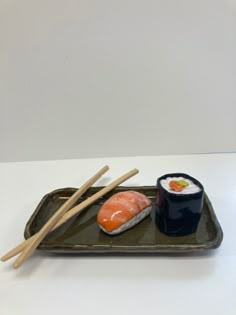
left=12, top=166, right=111, bottom=269
left=1, top=165, right=109, bottom=263
left=13, top=168, right=139, bottom=268
left=1, top=168, right=139, bottom=267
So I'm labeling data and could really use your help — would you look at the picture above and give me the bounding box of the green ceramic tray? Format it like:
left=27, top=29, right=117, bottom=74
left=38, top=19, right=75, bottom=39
left=24, top=186, right=223, bottom=253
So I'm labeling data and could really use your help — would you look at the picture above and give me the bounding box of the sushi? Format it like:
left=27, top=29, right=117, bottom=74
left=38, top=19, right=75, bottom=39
left=97, top=191, right=152, bottom=235
left=156, top=173, right=204, bottom=236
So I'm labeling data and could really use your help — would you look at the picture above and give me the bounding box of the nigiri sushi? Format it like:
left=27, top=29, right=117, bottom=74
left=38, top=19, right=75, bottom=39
left=97, top=191, right=152, bottom=235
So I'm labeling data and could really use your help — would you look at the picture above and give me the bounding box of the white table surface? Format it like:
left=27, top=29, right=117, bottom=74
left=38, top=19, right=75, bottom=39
left=0, top=154, right=235, bottom=315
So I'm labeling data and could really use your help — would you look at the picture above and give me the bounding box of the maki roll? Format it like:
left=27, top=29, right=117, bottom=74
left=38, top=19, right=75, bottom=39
left=155, top=173, right=204, bottom=236
left=97, top=191, right=152, bottom=235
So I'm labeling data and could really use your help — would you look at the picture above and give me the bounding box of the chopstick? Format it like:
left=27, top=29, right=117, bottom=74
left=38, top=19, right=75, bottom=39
left=13, top=168, right=139, bottom=268
left=1, top=165, right=109, bottom=264
left=1, top=168, right=139, bottom=268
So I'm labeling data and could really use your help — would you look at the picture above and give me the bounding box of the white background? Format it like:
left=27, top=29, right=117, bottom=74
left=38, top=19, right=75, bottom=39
left=0, top=154, right=235, bottom=315
left=0, top=0, right=235, bottom=162
left=1, top=3, right=235, bottom=313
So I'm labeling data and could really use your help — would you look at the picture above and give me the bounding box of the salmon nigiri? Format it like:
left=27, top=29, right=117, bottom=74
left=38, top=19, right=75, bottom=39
left=97, top=191, right=152, bottom=235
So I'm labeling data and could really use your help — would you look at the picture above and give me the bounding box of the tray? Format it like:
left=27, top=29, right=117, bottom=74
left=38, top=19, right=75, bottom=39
left=24, top=186, right=223, bottom=253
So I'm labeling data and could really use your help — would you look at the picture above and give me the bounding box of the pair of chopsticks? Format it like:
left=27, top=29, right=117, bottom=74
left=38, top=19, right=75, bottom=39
left=1, top=166, right=139, bottom=268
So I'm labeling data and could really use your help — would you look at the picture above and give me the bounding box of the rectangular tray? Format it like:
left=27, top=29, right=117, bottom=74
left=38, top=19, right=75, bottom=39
left=24, top=186, right=223, bottom=253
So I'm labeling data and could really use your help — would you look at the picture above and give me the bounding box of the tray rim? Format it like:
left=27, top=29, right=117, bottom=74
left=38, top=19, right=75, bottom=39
left=24, top=186, right=224, bottom=253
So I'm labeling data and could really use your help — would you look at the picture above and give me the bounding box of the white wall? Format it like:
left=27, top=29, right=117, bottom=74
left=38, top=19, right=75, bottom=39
left=0, top=0, right=235, bottom=162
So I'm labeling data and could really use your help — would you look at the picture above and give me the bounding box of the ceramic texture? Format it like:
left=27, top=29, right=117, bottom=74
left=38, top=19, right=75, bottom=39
left=24, top=186, right=223, bottom=254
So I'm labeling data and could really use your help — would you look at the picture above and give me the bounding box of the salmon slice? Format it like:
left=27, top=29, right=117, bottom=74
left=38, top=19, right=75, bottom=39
left=97, top=191, right=152, bottom=235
